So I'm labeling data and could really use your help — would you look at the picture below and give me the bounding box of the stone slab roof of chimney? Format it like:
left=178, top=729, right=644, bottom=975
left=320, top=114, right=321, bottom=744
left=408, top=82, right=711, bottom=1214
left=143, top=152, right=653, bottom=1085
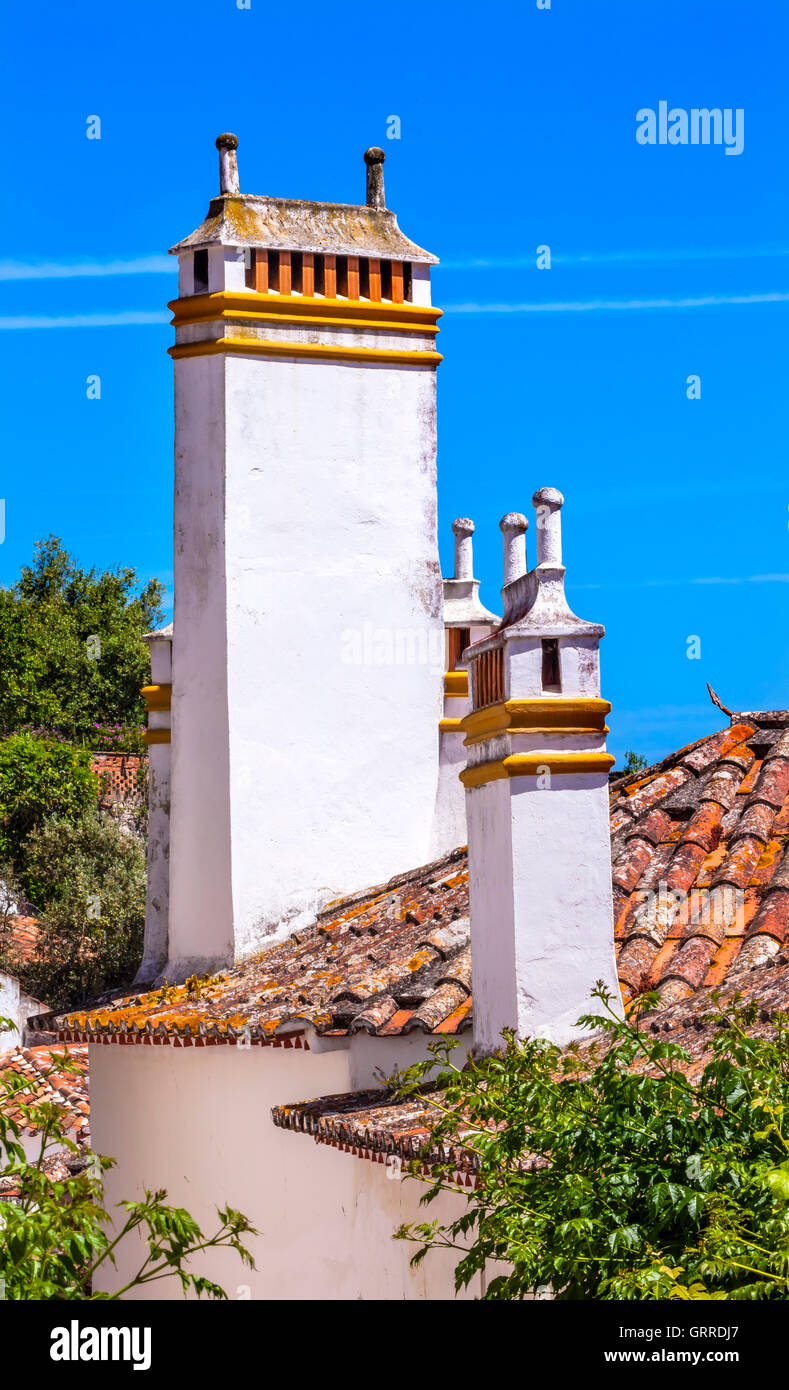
left=47, top=712, right=789, bottom=1049
left=169, top=194, right=439, bottom=264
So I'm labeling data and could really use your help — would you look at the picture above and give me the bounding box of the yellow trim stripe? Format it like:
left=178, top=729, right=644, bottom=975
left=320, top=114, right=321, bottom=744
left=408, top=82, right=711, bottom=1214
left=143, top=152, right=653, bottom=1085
left=170, top=291, right=442, bottom=332
left=439, top=717, right=465, bottom=734
left=169, top=337, right=442, bottom=368
left=443, top=670, right=469, bottom=698
left=462, top=697, right=610, bottom=745
left=144, top=728, right=171, bottom=746
left=141, top=683, right=172, bottom=712
left=461, top=751, right=615, bottom=788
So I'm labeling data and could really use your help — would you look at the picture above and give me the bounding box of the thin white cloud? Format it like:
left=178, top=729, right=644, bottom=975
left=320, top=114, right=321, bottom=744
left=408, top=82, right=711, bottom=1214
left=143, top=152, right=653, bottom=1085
left=574, top=573, right=789, bottom=591
left=440, top=245, right=789, bottom=271
left=0, top=311, right=170, bottom=330
left=0, top=256, right=173, bottom=281
left=445, top=292, right=789, bottom=314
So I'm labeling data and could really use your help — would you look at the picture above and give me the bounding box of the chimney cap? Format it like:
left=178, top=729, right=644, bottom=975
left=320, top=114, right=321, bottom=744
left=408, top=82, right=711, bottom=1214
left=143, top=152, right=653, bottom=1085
left=500, top=512, right=529, bottom=532
left=452, top=517, right=475, bottom=535
left=532, top=486, right=564, bottom=509
left=364, top=146, right=386, bottom=165
left=216, top=132, right=239, bottom=151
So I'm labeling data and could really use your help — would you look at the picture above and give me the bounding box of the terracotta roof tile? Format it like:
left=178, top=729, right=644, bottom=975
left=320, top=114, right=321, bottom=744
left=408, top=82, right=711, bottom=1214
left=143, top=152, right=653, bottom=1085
left=49, top=713, right=789, bottom=1046
left=0, top=1043, right=90, bottom=1146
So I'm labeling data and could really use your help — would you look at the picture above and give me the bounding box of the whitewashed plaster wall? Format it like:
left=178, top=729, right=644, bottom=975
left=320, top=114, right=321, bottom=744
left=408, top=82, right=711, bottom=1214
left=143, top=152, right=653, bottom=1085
left=90, top=1037, right=478, bottom=1302
left=168, top=347, right=444, bottom=975
left=0, top=972, right=44, bottom=1049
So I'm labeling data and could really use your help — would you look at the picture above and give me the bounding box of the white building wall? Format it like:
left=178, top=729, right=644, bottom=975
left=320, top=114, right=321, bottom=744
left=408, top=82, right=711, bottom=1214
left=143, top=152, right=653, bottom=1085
left=168, top=355, right=234, bottom=976
left=90, top=1041, right=479, bottom=1302
left=0, top=971, right=44, bottom=1047
left=169, top=347, right=444, bottom=972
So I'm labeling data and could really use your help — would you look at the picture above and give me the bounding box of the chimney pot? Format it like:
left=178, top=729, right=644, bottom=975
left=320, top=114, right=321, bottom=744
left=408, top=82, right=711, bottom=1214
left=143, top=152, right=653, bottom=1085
left=532, top=486, right=564, bottom=566
left=364, top=147, right=386, bottom=209
left=499, top=512, right=529, bottom=586
left=216, top=133, right=240, bottom=195
left=451, top=517, right=475, bottom=581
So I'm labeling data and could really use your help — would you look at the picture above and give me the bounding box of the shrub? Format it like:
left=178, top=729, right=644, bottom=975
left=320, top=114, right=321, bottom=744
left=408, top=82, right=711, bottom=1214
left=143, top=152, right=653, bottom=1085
left=18, top=811, right=146, bottom=1010
left=0, top=734, right=97, bottom=873
left=392, top=987, right=789, bottom=1300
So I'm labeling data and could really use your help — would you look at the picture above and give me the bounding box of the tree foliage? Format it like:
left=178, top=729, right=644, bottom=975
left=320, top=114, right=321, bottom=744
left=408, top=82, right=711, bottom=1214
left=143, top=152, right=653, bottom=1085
left=1, top=811, right=146, bottom=1011
left=0, top=1022, right=256, bottom=1299
left=0, top=537, right=164, bottom=742
left=0, top=734, right=97, bottom=869
left=392, top=987, right=789, bottom=1300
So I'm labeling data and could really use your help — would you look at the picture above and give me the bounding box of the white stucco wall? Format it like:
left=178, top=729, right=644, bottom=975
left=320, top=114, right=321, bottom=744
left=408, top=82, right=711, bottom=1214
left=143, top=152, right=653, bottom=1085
left=90, top=1039, right=479, bottom=1302
left=168, top=343, right=444, bottom=974
left=0, top=971, right=44, bottom=1048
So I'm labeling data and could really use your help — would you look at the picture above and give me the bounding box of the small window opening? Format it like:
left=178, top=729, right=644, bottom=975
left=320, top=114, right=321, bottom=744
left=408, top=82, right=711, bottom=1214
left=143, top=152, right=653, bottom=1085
left=193, top=249, right=209, bottom=294
left=291, top=252, right=303, bottom=294
left=313, top=254, right=325, bottom=296
left=541, top=639, right=561, bottom=691
left=244, top=248, right=256, bottom=290
left=381, top=260, right=393, bottom=301
left=336, top=256, right=349, bottom=297
left=267, top=250, right=279, bottom=291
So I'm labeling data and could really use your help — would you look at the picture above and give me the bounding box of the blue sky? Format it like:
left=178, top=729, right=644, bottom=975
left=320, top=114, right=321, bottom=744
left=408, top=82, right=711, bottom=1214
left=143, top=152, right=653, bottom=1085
left=1, top=0, right=786, bottom=765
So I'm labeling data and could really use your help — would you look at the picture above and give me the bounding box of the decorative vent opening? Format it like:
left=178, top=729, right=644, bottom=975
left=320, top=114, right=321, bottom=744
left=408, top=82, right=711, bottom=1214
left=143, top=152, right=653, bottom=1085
left=335, top=255, right=348, bottom=297
left=244, top=248, right=256, bottom=290
left=402, top=261, right=413, bottom=302
left=193, top=249, right=209, bottom=295
left=541, top=639, right=561, bottom=692
left=381, top=260, right=393, bottom=301
left=313, top=254, right=326, bottom=296
left=472, top=648, right=504, bottom=709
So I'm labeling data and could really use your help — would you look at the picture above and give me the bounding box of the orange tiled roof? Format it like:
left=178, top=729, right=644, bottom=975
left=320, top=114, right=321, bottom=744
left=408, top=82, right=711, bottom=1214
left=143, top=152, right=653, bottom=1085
left=272, top=944, right=789, bottom=1169
left=0, top=1043, right=90, bottom=1145
left=53, top=713, right=789, bottom=1047
left=2, top=915, right=41, bottom=965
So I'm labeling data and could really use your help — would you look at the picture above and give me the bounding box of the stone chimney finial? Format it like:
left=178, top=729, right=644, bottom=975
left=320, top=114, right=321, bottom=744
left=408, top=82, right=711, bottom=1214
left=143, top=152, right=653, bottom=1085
left=499, top=512, right=529, bottom=586
left=451, top=518, right=475, bottom=581
left=216, top=133, right=240, bottom=195
left=532, top=486, right=564, bottom=567
left=364, top=147, right=386, bottom=209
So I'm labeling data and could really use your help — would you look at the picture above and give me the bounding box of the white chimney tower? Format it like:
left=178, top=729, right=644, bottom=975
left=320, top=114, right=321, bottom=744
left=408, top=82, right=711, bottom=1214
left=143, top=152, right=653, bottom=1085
left=159, top=135, right=445, bottom=977
left=432, top=518, right=499, bottom=855
left=462, top=487, right=620, bottom=1048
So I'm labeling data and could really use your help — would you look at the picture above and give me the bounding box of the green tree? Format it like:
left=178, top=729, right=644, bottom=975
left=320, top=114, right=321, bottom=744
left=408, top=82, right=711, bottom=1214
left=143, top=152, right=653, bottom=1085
left=0, top=734, right=97, bottom=870
left=0, top=1023, right=256, bottom=1298
left=5, top=811, right=147, bottom=1011
left=623, top=749, right=649, bottom=775
left=392, top=988, right=789, bottom=1300
left=0, top=536, right=164, bottom=741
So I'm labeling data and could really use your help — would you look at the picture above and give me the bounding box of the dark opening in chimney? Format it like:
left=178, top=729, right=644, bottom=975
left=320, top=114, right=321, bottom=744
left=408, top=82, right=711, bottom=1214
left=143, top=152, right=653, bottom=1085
left=541, top=639, right=561, bottom=691
left=193, top=249, right=209, bottom=295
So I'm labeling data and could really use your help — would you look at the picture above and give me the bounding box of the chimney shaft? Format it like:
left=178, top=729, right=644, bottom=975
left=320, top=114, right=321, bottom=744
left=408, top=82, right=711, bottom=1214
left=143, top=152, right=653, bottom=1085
left=462, top=488, right=619, bottom=1050
left=451, top=518, right=475, bottom=581
left=533, top=486, right=564, bottom=566
left=216, top=133, right=240, bottom=195
left=500, top=512, right=528, bottom=586
left=364, top=147, right=386, bottom=209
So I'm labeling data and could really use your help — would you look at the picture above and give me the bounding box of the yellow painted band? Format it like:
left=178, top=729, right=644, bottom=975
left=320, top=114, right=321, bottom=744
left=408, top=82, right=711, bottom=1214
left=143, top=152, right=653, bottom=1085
left=439, top=717, right=465, bottom=734
left=169, top=337, right=442, bottom=368
left=169, top=292, right=442, bottom=330
left=462, top=697, right=611, bottom=744
left=444, top=670, right=469, bottom=697
left=172, top=308, right=438, bottom=338
left=460, top=751, right=616, bottom=788
left=141, top=683, right=172, bottom=712
left=144, top=728, right=171, bottom=746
